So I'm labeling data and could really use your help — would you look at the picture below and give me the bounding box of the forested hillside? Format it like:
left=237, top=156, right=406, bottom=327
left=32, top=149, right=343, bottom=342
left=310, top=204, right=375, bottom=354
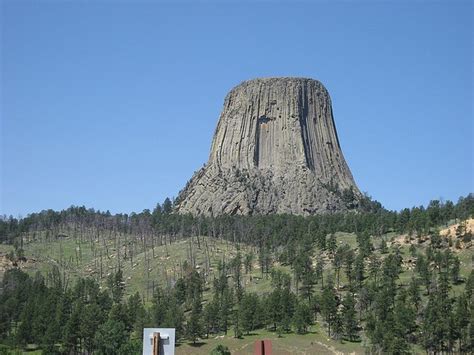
left=0, top=194, right=473, bottom=354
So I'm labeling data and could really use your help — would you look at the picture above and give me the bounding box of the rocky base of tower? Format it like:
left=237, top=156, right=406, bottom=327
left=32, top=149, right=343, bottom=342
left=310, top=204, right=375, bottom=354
left=176, top=163, right=360, bottom=216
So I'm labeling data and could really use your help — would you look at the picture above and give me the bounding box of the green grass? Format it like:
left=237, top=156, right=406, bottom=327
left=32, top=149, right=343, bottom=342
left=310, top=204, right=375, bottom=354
left=8, top=228, right=472, bottom=301
left=8, top=233, right=267, bottom=301
left=176, top=324, right=366, bottom=355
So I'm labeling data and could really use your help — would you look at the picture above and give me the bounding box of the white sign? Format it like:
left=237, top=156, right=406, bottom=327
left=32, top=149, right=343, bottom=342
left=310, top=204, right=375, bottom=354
left=142, top=328, right=175, bottom=355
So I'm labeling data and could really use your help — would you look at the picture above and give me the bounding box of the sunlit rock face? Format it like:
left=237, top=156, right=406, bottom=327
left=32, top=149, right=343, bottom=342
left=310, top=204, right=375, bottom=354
left=176, top=77, right=360, bottom=216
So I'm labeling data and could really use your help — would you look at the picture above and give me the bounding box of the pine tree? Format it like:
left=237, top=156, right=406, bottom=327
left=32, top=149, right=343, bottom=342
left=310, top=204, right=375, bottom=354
left=316, top=230, right=327, bottom=250
left=233, top=303, right=242, bottom=338
left=333, top=246, right=345, bottom=288
left=315, top=258, right=325, bottom=288
left=466, top=270, right=474, bottom=302
left=231, top=252, right=243, bottom=302
left=187, top=297, right=204, bottom=343
left=267, top=289, right=282, bottom=331
left=244, top=252, right=254, bottom=274
left=16, top=299, right=34, bottom=347
left=332, top=310, right=344, bottom=340
left=408, top=277, right=421, bottom=311
left=63, top=301, right=82, bottom=354
left=368, top=253, right=380, bottom=286
left=321, top=278, right=338, bottom=337
left=344, top=248, right=355, bottom=286
left=219, top=288, right=233, bottom=335
left=353, top=253, right=365, bottom=289
left=452, top=293, right=470, bottom=352
left=328, top=234, right=337, bottom=254
left=81, top=303, right=102, bottom=353
left=279, top=285, right=295, bottom=333
left=394, top=289, right=416, bottom=344
left=292, top=301, right=311, bottom=334
left=204, top=301, right=219, bottom=338
left=240, top=293, right=258, bottom=335
left=342, top=293, right=358, bottom=341
left=451, top=256, right=461, bottom=284
left=127, top=291, right=147, bottom=335
left=107, top=269, right=124, bottom=303
left=94, top=319, right=127, bottom=355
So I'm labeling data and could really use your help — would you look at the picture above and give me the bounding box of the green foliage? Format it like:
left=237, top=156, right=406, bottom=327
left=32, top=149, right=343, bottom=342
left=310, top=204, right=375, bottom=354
left=210, top=344, right=231, bottom=355
left=240, top=293, right=260, bottom=335
left=321, top=279, right=338, bottom=337
left=187, top=296, right=204, bottom=343
left=1, top=193, right=473, bottom=353
left=94, top=319, right=127, bottom=355
left=342, top=293, right=358, bottom=341
left=292, top=301, right=311, bottom=334
left=107, top=269, right=124, bottom=303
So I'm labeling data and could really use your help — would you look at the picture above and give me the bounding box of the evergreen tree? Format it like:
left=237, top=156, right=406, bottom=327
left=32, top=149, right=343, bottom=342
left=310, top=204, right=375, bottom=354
left=81, top=303, right=103, bottom=353
left=394, top=289, right=416, bottom=345
left=244, top=252, right=254, bottom=274
left=240, top=293, right=259, bottom=335
left=187, top=297, right=204, bottom=343
left=107, top=269, right=124, bottom=303
left=328, top=234, right=337, bottom=255
left=333, top=246, right=345, bottom=288
left=452, top=293, right=470, bottom=352
left=233, top=304, right=242, bottom=339
left=344, top=248, right=355, bottom=286
left=466, top=270, right=474, bottom=302
left=94, top=319, right=127, bottom=355
left=127, top=291, right=147, bottom=335
left=16, top=300, right=34, bottom=347
left=219, top=288, right=233, bottom=335
left=316, top=230, right=326, bottom=250
left=407, top=276, right=421, bottom=311
left=203, top=300, right=219, bottom=338
left=320, top=278, right=338, bottom=337
left=451, top=256, right=461, bottom=284
left=342, top=293, right=358, bottom=341
left=292, top=301, right=311, bottom=334
left=315, top=257, right=325, bottom=288
left=353, top=253, right=365, bottom=288
left=368, top=253, right=380, bottom=285
left=63, top=301, right=82, bottom=354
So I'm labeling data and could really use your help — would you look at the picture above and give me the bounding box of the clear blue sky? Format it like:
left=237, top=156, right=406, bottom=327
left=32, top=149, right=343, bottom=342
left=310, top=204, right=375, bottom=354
left=1, top=0, right=473, bottom=217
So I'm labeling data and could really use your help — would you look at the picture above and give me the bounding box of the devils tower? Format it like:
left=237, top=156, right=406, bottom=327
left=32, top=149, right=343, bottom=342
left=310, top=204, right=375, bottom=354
left=176, top=77, right=361, bottom=216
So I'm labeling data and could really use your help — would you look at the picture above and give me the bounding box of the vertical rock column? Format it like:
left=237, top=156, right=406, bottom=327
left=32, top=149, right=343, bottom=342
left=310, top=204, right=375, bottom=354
left=176, top=77, right=360, bottom=216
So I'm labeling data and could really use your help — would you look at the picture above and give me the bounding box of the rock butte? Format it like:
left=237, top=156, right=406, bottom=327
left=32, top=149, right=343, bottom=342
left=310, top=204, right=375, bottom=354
left=176, top=77, right=361, bottom=216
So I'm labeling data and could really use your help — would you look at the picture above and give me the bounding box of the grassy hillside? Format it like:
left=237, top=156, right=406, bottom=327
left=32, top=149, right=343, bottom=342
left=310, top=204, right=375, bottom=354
left=3, top=227, right=471, bottom=302
left=1, top=218, right=472, bottom=354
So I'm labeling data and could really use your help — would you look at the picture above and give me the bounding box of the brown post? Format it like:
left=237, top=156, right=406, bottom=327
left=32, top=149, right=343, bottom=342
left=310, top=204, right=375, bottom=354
left=263, top=339, right=272, bottom=355
left=152, top=332, right=160, bottom=355
left=254, top=339, right=272, bottom=355
left=254, top=340, right=264, bottom=355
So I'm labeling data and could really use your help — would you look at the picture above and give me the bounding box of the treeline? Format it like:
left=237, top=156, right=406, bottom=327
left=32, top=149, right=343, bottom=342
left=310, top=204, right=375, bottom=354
left=1, top=194, right=473, bottom=247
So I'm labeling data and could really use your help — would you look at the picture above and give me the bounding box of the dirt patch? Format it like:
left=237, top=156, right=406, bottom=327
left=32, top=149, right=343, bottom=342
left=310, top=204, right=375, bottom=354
left=0, top=252, right=38, bottom=276
left=389, top=218, right=473, bottom=250
left=440, top=218, right=474, bottom=237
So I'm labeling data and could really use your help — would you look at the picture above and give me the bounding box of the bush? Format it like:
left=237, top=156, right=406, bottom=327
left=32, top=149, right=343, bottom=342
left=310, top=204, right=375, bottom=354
left=210, top=344, right=231, bottom=355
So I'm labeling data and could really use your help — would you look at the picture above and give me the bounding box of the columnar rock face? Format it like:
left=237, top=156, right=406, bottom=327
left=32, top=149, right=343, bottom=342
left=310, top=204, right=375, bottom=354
left=176, top=77, right=361, bottom=216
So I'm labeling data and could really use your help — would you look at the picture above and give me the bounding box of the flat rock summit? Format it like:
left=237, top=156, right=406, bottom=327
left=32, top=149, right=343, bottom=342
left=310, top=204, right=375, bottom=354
left=176, top=77, right=361, bottom=216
